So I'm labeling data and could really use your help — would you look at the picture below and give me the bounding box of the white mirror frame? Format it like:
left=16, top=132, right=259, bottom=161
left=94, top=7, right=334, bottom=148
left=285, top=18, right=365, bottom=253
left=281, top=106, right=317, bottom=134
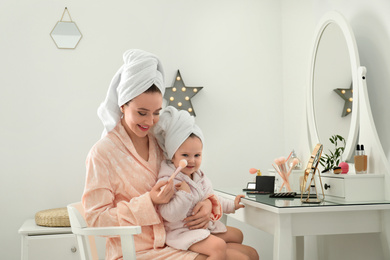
left=357, top=67, right=390, bottom=189
left=307, top=11, right=360, bottom=161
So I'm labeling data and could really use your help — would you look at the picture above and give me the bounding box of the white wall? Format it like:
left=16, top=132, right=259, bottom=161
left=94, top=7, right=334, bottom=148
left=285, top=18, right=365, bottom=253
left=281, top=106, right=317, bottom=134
left=281, top=0, right=390, bottom=259
left=0, top=0, right=282, bottom=259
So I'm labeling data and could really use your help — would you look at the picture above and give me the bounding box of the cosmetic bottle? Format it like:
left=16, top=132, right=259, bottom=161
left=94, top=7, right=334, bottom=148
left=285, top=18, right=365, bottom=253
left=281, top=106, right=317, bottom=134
left=354, top=144, right=368, bottom=174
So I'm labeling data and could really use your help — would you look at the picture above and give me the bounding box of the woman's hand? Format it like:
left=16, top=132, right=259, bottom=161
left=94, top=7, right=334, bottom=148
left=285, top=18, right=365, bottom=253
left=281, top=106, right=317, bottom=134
left=150, top=180, right=174, bottom=205
left=184, top=199, right=212, bottom=230
left=176, top=181, right=191, bottom=193
left=234, top=195, right=245, bottom=210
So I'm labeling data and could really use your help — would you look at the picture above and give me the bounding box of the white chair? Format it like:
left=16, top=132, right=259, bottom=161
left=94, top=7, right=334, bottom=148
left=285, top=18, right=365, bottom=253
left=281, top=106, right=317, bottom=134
left=67, top=202, right=141, bottom=260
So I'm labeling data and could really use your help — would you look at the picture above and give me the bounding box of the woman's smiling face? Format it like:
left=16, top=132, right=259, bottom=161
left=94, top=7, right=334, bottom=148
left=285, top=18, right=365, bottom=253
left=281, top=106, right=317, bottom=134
left=121, top=91, right=162, bottom=139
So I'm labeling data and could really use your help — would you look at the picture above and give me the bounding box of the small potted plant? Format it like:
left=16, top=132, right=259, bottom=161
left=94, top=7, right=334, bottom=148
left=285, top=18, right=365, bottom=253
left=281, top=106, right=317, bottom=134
left=320, top=134, right=345, bottom=173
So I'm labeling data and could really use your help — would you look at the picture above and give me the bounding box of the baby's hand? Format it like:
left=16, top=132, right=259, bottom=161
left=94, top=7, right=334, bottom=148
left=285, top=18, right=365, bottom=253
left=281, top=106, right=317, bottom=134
left=234, top=195, right=245, bottom=210
left=176, top=181, right=191, bottom=193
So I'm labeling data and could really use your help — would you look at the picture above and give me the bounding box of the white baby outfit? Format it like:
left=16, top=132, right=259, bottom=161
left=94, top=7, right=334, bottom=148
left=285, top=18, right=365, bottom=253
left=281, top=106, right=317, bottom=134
left=157, top=160, right=235, bottom=250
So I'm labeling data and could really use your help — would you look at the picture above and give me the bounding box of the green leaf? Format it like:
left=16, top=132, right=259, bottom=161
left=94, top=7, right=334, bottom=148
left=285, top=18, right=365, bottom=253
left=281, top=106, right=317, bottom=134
left=321, top=134, right=346, bottom=169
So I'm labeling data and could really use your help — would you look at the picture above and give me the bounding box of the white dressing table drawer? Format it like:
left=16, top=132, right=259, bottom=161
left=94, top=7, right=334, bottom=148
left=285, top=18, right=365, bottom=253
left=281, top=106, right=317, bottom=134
left=322, top=177, right=345, bottom=198
left=321, top=174, right=384, bottom=203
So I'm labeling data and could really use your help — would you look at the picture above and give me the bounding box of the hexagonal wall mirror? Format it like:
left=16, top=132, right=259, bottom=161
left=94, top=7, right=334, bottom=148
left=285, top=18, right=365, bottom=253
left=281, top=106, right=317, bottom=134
left=50, top=8, right=82, bottom=49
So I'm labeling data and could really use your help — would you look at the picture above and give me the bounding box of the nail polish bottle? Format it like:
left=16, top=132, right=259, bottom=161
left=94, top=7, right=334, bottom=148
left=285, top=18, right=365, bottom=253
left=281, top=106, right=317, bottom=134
left=354, top=144, right=368, bottom=174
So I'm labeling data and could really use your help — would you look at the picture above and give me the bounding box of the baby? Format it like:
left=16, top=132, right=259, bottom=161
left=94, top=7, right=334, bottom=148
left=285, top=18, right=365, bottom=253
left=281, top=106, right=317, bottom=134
left=154, top=106, right=246, bottom=259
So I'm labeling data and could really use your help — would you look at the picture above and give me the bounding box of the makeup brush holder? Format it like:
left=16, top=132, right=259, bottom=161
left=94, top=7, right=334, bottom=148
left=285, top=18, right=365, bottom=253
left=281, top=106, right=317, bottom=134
left=273, top=169, right=303, bottom=193
left=256, top=176, right=275, bottom=193
left=280, top=178, right=292, bottom=192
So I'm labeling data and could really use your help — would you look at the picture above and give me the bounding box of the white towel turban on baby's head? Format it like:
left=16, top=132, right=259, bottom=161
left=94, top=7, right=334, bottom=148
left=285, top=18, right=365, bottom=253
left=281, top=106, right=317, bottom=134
left=154, top=106, right=204, bottom=160
left=97, top=49, right=165, bottom=137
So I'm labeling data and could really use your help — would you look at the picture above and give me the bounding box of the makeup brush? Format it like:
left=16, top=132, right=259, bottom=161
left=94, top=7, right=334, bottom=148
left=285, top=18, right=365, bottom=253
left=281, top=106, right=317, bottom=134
left=287, top=158, right=299, bottom=177
left=158, top=159, right=188, bottom=197
left=279, top=157, right=287, bottom=175
left=274, top=158, right=286, bottom=180
left=274, top=156, right=295, bottom=192
left=273, top=159, right=287, bottom=184
left=280, top=158, right=299, bottom=191
left=286, top=151, right=293, bottom=161
left=272, top=163, right=283, bottom=178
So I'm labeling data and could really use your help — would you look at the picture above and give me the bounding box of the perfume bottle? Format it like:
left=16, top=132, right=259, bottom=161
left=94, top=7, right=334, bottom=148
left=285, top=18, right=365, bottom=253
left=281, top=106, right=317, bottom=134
left=354, top=144, right=368, bottom=174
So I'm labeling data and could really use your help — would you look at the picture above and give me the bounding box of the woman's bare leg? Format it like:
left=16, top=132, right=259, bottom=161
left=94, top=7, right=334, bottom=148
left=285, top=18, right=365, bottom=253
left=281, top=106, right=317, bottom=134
left=214, top=226, right=259, bottom=260
left=189, top=235, right=227, bottom=259
left=227, top=243, right=259, bottom=260
left=192, top=245, right=254, bottom=260
left=194, top=254, right=207, bottom=260
left=226, top=248, right=250, bottom=260
left=214, top=226, right=243, bottom=244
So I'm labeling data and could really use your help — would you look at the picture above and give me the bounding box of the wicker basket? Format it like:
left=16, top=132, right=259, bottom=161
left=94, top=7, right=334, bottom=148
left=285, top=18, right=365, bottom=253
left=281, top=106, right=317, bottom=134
left=35, top=207, right=70, bottom=227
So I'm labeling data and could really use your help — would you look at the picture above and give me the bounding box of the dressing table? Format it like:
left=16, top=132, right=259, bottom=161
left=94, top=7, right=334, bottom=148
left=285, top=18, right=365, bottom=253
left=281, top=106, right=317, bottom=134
left=217, top=11, right=390, bottom=260
left=306, top=10, right=390, bottom=202
left=215, top=188, right=390, bottom=260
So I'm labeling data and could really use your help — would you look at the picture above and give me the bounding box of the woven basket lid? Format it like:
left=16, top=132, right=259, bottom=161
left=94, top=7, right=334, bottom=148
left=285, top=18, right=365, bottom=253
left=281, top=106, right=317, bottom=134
left=35, top=207, right=70, bottom=227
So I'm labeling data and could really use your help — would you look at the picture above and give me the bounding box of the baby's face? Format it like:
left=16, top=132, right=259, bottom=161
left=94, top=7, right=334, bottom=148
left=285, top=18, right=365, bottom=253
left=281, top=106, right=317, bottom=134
left=172, top=136, right=203, bottom=177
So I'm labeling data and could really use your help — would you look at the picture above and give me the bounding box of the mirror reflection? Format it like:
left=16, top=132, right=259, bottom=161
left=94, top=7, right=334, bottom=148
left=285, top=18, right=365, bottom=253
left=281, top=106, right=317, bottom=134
left=313, top=23, right=352, bottom=160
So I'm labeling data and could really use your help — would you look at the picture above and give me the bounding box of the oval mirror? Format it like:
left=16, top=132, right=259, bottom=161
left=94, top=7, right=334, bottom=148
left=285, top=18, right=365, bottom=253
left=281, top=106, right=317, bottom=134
left=307, top=11, right=360, bottom=162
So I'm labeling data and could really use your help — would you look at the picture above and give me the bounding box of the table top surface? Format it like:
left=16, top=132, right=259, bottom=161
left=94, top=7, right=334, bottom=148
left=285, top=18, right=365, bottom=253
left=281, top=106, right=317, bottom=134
left=215, top=187, right=390, bottom=213
left=19, top=219, right=72, bottom=235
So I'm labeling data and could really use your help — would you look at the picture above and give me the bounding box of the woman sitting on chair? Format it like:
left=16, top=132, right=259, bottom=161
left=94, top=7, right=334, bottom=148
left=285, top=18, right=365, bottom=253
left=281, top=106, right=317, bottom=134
left=82, top=49, right=218, bottom=260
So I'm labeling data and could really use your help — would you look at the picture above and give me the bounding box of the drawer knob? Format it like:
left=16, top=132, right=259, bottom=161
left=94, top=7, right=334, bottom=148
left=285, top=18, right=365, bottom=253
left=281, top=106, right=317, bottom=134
left=71, top=247, right=77, bottom=253
left=324, top=184, right=331, bottom=190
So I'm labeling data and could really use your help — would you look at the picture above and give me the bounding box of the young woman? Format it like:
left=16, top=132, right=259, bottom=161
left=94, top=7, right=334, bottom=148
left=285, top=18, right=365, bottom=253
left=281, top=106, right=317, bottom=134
left=82, top=49, right=214, bottom=260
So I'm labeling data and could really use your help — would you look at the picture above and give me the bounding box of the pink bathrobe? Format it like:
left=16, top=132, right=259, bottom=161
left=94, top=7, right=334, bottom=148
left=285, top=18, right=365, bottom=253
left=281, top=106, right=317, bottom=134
left=82, top=123, right=200, bottom=260
left=158, top=160, right=235, bottom=250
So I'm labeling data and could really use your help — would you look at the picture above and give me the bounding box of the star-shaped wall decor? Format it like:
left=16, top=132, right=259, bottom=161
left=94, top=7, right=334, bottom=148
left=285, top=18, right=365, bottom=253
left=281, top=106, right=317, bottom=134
left=333, top=84, right=353, bottom=117
left=164, top=70, right=203, bottom=116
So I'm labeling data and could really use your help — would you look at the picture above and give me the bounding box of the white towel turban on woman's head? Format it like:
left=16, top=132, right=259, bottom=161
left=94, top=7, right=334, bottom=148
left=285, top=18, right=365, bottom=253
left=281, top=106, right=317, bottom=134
left=154, top=106, right=204, bottom=160
left=97, top=49, right=165, bottom=137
